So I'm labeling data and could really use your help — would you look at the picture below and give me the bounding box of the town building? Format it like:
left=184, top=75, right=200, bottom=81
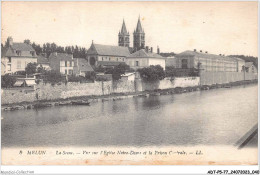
left=166, top=56, right=176, bottom=67
left=1, top=37, right=37, bottom=74
left=121, top=72, right=136, bottom=81
left=174, top=50, right=245, bottom=72
left=37, top=54, right=50, bottom=70
left=133, top=16, right=145, bottom=51
left=118, top=20, right=130, bottom=47
left=235, top=57, right=246, bottom=72
left=86, top=42, right=130, bottom=68
left=49, top=52, right=74, bottom=75
left=245, top=62, right=258, bottom=74
left=73, top=58, right=94, bottom=76
left=126, top=47, right=166, bottom=70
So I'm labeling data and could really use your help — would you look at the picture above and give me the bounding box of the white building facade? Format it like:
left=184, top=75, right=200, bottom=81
left=126, top=49, right=166, bottom=70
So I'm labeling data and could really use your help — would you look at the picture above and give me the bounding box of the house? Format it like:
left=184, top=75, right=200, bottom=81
left=234, top=57, right=246, bottom=72
left=1, top=37, right=37, bottom=74
left=174, top=50, right=241, bottom=72
left=86, top=41, right=130, bottom=68
left=121, top=72, right=136, bottom=81
left=1, top=62, right=6, bottom=75
left=245, top=62, right=258, bottom=74
left=37, top=54, right=50, bottom=70
left=49, top=52, right=74, bottom=75
left=73, top=58, right=94, bottom=76
left=126, top=47, right=166, bottom=70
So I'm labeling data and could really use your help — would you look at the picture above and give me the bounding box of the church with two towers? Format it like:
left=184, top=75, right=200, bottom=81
left=118, top=16, right=145, bottom=52
left=86, top=16, right=164, bottom=69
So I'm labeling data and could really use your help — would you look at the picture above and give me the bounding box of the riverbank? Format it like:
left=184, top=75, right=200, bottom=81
left=1, top=79, right=258, bottom=111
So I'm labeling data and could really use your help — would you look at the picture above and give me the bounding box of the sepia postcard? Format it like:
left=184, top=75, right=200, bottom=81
left=1, top=1, right=258, bottom=171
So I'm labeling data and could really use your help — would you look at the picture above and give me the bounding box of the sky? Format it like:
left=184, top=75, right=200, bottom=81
left=1, top=1, right=258, bottom=56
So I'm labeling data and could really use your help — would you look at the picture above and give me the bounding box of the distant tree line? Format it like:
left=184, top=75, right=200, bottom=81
left=1, top=39, right=87, bottom=58
left=23, top=39, right=88, bottom=58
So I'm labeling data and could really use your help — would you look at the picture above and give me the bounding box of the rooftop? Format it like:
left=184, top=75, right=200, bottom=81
left=75, top=58, right=94, bottom=72
left=88, top=43, right=130, bottom=57
left=177, top=50, right=239, bottom=61
left=49, top=52, right=73, bottom=61
left=37, top=55, right=49, bottom=64
left=245, top=62, right=254, bottom=68
left=127, top=49, right=164, bottom=59
left=2, top=43, right=36, bottom=58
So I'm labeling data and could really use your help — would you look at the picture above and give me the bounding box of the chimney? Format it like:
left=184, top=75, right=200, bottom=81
left=194, top=49, right=196, bottom=52
left=157, top=46, right=160, bottom=54
left=151, top=47, right=153, bottom=53
left=200, top=50, right=202, bottom=53
left=145, top=46, right=149, bottom=53
left=7, top=37, right=13, bottom=46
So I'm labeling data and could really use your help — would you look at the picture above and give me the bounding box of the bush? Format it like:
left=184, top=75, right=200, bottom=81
left=105, top=63, right=130, bottom=81
left=68, top=75, right=86, bottom=82
left=96, top=76, right=110, bottom=81
left=137, top=65, right=165, bottom=82
left=188, top=68, right=199, bottom=77
left=1, top=74, right=16, bottom=88
left=25, top=62, right=37, bottom=75
left=165, top=66, right=176, bottom=78
left=94, top=65, right=105, bottom=73
left=37, top=65, right=47, bottom=74
left=43, top=70, right=64, bottom=84
left=85, top=71, right=96, bottom=82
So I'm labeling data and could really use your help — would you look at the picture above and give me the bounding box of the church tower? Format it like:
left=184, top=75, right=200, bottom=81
left=118, top=19, right=130, bottom=47
left=133, top=16, right=145, bottom=51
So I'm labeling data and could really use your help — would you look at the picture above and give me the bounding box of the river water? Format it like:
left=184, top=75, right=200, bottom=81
left=1, top=84, right=258, bottom=147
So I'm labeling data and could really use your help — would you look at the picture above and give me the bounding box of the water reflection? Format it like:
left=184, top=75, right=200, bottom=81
left=1, top=84, right=258, bottom=147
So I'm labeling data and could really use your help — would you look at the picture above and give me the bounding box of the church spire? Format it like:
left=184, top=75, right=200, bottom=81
left=118, top=19, right=130, bottom=47
left=136, top=15, right=143, bottom=33
left=120, top=19, right=128, bottom=34
left=133, top=15, right=145, bottom=51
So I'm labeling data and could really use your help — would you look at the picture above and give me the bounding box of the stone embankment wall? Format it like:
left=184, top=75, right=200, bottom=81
left=200, top=72, right=257, bottom=85
left=1, top=72, right=257, bottom=104
left=139, top=77, right=200, bottom=91
left=1, top=80, right=134, bottom=104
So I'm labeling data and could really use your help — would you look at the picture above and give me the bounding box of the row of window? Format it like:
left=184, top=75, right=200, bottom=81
left=128, top=60, right=146, bottom=67
left=64, top=61, right=74, bottom=67
left=15, top=50, right=36, bottom=56
left=99, top=57, right=125, bottom=62
left=65, top=69, right=73, bottom=75
left=180, top=58, right=240, bottom=72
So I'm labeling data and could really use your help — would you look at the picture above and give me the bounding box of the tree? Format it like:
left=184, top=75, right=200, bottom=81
left=1, top=74, right=16, bottom=88
left=138, top=65, right=165, bottom=82
left=85, top=71, right=96, bottom=82
left=25, top=62, right=37, bottom=75
left=37, top=65, right=47, bottom=74
left=165, top=66, right=176, bottom=78
left=44, top=70, right=64, bottom=84
left=105, top=63, right=130, bottom=81
left=94, top=65, right=105, bottom=73
left=24, top=39, right=31, bottom=45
